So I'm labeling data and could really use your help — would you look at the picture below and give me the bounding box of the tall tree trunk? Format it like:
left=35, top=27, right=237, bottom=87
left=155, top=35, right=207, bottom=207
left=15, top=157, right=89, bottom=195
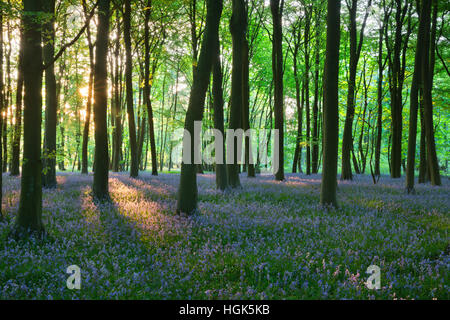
left=42, top=0, right=57, bottom=188
left=15, top=0, right=44, bottom=235
left=271, top=0, right=285, bottom=181
left=92, top=0, right=110, bottom=201
left=213, top=39, right=228, bottom=190
left=227, top=0, right=246, bottom=188
left=321, top=0, right=341, bottom=207
left=405, top=0, right=426, bottom=193
left=124, top=0, right=139, bottom=178
left=11, top=26, right=23, bottom=176
left=144, top=0, right=158, bottom=176
left=311, top=9, right=321, bottom=174
left=0, top=5, right=3, bottom=219
left=81, top=0, right=94, bottom=174
left=243, top=38, right=255, bottom=178
left=112, top=10, right=122, bottom=172
left=177, top=0, right=222, bottom=214
left=421, top=0, right=441, bottom=186
left=341, top=0, right=371, bottom=180
left=374, top=22, right=385, bottom=177
left=291, top=23, right=302, bottom=174
left=304, top=8, right=311, bottom=175
left=386, top=1, right=411, bottom=178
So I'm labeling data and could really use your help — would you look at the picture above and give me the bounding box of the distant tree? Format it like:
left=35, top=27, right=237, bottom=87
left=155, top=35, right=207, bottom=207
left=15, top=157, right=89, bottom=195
left=341, top=0, right=371, bottom=180
left=10, top=26, right=23, bottom=177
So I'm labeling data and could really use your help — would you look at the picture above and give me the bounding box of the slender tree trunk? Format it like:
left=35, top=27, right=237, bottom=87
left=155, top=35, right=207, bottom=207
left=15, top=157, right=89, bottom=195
left=124, top=0, right=139, bottom=178
left=292, top=62, right=302, bottom=173
left=374, top=23, right=385, bottom=177
left=11, top=27, right=23, bottom=176
left=418, top=94, right=428, bottom=183
left=144, top=0, right=158, bottom=175
left=213, top=39, right=228, bottom=190
left=227, top=0, right=246, bottom=188
left=311, top=9, right=321, bottom=174
left=42, top=0, right=57, bottom=188
left=421, top=0, right=441, bottom=186
left=321, top=0, right=341, bottom=207
left=0, top=6, right=3, bottom=219
left=271, top=0, right=285, bottom=181
left=92, top=0, right=110, bottom=201
left=405, top=1, right=426, bottom=193
left=304, top=9, right=311, bottom=175
left=177, top=0, right=223, bottom=214
left=81, top=0, right=94, bottom=174
left=243, top=38, right=255, bottom=178
left=341, top=0, right=371, bottom=180
left=15, top=0, right=44, bottom=235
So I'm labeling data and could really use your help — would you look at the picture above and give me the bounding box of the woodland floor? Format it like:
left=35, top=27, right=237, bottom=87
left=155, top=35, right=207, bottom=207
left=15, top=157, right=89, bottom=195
left=0, top=172, right=448, bottom=299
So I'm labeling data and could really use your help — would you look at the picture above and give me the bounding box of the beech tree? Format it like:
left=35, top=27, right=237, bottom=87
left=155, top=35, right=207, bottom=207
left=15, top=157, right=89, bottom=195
left=320, top=0, right=341, bottom=207
left=177, top=0, right=223, bottom=214
left=15, top=0, right=44, bottom=235
left=92, top=0, right=111, bottom=200
left=271, top=0, right=285, bottom=181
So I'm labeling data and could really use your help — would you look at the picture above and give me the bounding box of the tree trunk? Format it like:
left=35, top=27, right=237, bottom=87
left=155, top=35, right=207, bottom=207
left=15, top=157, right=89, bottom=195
left=81, top=0, right=94, bottom=174
left=11, top=25, right=23, bottom=176
left=0, top=6, right=3, bottom=219
left=421, top=0, right=441, bottom=186
left=213, top=38, right=228, bottom=190
left=42, top=0, right=57, bottom=188
left=341, top=0, right=371, bottom=180
left=92, top=0, right=110, bottom=201
left=405, top=0, right=426, bottom=193
left=311, top=9, right=321, bottom=174
left=271, top=0, right=285, bottom=181
left=374, top=22, right=385, bottom=177
left=144, top=0, right=158, bottom=176
left=304, top=8, right=311, bottom=175
left=177, top=0, right=222, bottom=214
left=124, top=0, right=139, bottom=178
left=227, top=0, right=246, bottom=188
left=15, top=0, right=44, bottom=235
left=321, top=0, right=341, bottom=207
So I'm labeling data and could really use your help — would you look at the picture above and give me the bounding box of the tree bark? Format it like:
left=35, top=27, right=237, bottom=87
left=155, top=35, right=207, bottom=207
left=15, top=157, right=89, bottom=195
left=92, top=0, right=111, bottom=201
left=15, top=0, right=44, bottom=234
left=421, top=0, right=441, bottom=186
left=124, top=0, right=139, bottom=178
left=213, top=38, right=228, bottom=190
left=177, top=0, right=223, bottom=214
left=227, top=0, right=246, bottom=188
left=81, top=0, right=94, bottom=174
left=271, top=0, right=285, bottom=181
left=143, top=0, right=158, bottom=176
left=42, top=0, right=57, bottom=188
left=321, top=0, right=341, bottom=207
left=341, top=0, right=371, bottom=180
